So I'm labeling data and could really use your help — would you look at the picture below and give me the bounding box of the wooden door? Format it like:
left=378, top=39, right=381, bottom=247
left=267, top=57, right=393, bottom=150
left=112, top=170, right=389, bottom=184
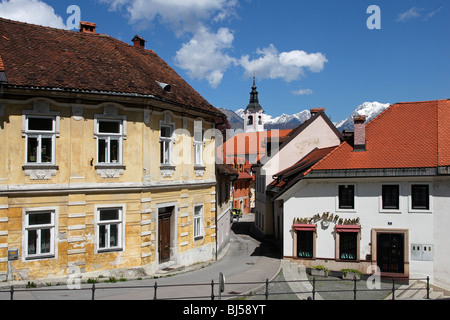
left=159, top=213, right=171, bottom=263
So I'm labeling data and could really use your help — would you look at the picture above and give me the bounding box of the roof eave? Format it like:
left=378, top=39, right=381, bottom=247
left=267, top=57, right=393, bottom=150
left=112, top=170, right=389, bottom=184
left=306, top=167, right=439, bottom=179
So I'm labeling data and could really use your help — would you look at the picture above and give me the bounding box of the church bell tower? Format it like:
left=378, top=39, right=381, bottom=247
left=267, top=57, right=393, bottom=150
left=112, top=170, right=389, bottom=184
left=244, top=77, right=264, bottom=133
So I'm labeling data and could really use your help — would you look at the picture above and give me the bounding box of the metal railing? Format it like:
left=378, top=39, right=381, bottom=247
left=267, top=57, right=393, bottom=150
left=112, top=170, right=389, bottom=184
left=1, top=276, right=431, bottom=300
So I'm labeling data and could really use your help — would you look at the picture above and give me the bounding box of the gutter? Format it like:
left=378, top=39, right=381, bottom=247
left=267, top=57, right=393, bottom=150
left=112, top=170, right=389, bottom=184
left=305, top=167, right=438, bottom=179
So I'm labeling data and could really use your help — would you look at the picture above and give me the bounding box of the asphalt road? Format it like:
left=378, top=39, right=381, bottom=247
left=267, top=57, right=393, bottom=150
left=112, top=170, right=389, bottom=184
left=0, top=215, right=283, bottom=300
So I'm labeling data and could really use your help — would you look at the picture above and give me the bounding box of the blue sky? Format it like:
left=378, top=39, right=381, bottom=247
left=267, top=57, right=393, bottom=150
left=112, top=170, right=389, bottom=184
left=0, top=0, right=448, bottom=122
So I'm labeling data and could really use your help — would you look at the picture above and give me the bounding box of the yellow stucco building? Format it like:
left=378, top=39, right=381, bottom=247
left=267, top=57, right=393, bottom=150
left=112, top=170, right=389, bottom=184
left=0, top=18, right=227, bottom=282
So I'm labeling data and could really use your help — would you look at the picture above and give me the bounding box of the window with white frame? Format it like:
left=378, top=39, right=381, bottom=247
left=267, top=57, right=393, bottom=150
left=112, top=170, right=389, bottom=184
left=25, top=116, right=56, bottom=164
left=97, top=207, right=123, bottom=252
left=194, top=122, right=204, bottom=166
left=193, top=205, right=204, bottom=240
left=160, top=124, right=174, bottom=165
left=97, top=119, right=123, bottom=165
left=25, top=210, right=55, bottom=259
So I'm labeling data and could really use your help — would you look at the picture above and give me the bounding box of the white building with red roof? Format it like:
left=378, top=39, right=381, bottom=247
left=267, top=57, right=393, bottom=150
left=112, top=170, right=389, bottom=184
left=274, top=99, right=450, bottom=291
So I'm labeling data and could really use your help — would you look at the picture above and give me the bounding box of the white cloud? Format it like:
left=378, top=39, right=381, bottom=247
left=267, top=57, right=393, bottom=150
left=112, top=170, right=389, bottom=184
left=425, top=6, right=443, bottom=20
left=174, top=26, right=236, bottom=88
left=397, top=7, right=422, bottom=22
left=239, top=44, right=328, bottom=82
left=292, top=88, right=313, bottom=96
left=0, top=0, right=67, bottom=29
left=100, top=0, right=238, bottom=34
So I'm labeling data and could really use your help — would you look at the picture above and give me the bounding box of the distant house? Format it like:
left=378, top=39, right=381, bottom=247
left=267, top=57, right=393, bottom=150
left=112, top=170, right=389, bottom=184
left=252, top=108, right=342, bottom=238
left=216, top=164, right=238, bottom=256
left=0, top=18, right=226, bottom=281
left=275, top=100, right=450, bottom=290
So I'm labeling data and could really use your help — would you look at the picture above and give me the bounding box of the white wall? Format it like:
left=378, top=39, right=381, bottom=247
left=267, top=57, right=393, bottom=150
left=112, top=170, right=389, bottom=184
left=262, top=116, right=340, bottom=182
left=281, top=176, right=449, bottom=285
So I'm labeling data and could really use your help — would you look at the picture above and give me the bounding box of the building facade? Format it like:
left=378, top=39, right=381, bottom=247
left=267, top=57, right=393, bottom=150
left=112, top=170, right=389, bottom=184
left=0, top=18, right=226, bottom=281
left=253, top=108, right=342, bottom=237
left=276, top=100, right=450, bottom=289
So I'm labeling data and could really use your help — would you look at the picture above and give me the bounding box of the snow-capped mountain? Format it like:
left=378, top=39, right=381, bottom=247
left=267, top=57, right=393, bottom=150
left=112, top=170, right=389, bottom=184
left=334, top=101, right=390, bottom=131
left=234, top=108, right=311, bottom=130
left=221, top=101, right=390, bottom=132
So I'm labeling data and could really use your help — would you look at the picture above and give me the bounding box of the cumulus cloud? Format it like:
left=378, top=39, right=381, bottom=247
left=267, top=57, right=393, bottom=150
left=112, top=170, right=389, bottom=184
left=0, top=0, right=67, bottom=29
left=239, top=44, right=328, bottom=82
left=101, top=0, right=238, bottom=34
left=174, top=26, right=236, bottom=88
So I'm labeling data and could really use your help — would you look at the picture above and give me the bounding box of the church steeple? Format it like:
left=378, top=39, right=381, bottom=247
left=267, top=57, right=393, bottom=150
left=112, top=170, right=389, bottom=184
left=246, top=77, right=263, bottom=113
left=244, top=77, right=264, bottom=133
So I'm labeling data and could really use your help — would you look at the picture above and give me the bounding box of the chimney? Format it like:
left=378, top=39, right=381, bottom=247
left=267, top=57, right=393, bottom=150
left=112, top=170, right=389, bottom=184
left=310, top=107, right=325, bottom=116
left=132, top=35, right=146, bottom=49
left=79, top=21, right=97, bottom=34
left=353, top=114, right=366, bottom=151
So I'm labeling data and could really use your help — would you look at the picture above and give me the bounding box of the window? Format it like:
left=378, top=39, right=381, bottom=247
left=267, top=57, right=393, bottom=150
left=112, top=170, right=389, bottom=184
left=297, top=231, right=314, bottom=258
left=339, top=232, right=358, bottom=260
left=97, top=120, right=123, bottom=165
left=25, top=210, right=55, bottom=259
left=338, top=185, right=355, bottom=209
left=97, top=207, right=123, bottom=252
left=25, top=116, right=56, bottom=164
left=160, top=125, right=173, bottom=165
left=411, top=184, right=429, bottom=210
left=193, top=205, right=204, bottom=240
left=382, top=185, right=400, bottom=209
left=194, top=122, right=204, bottom=166
left=247, top=115, right=253, bottom=125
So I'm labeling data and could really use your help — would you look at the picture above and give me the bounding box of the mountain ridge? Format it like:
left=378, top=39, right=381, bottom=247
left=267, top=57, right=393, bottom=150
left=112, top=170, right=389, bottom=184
left=219, top=101, right=390, bottom=132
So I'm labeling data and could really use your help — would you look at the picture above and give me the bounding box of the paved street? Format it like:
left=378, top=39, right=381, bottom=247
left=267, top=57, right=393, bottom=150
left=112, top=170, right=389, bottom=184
left=0, top=214, right=283, bottom=300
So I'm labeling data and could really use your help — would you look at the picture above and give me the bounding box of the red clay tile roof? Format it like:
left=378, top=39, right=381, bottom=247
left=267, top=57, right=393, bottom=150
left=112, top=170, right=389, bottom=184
left=268, top=146, right=338, bottom=191
left=0, top=17, right=223, bottom=117
left=311, top=100, right=450, bottom=171
left=219, top=129, right=294, bottom=162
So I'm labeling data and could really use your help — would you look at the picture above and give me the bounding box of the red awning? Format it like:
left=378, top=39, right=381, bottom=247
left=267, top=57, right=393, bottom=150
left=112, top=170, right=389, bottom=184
left=336, top=225, right=361, bottom=233
left=293, top=224, right=316, bottom=231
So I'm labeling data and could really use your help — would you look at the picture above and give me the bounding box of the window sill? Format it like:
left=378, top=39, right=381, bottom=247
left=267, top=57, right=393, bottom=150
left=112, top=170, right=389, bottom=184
left=160, top=165, right=176, bottom=177
left=23, top=165, right=59, bottom=180
left=25, top=254, right=55, bottom=261
left=194, top=166, right=206, bottom=177
left=97, top=248, right=123, bottom=253
left=95, top=165, right=126, bottom=178
left=94, top=164, right=126, bottom=170
left=23, top=164, right=59, bottom=170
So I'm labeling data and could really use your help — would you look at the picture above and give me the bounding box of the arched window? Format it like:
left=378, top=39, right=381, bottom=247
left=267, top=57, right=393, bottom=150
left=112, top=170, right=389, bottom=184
left=247, top=115, right=253, bottom=125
